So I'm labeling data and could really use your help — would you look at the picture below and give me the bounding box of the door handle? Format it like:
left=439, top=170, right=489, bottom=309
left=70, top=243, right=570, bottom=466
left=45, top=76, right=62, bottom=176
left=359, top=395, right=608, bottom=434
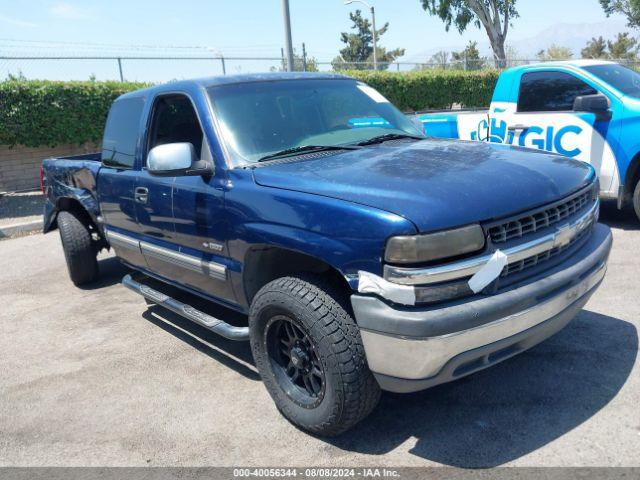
left=134, top=187, right=149, bottom=204
left=508, top=124, right=530, bottom=131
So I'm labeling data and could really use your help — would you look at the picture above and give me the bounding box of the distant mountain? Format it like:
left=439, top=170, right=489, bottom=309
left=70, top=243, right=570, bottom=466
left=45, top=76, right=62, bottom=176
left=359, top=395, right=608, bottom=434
left=404, top=18, right=631, bottom=63
left=510, top=19, right=629, bottom=58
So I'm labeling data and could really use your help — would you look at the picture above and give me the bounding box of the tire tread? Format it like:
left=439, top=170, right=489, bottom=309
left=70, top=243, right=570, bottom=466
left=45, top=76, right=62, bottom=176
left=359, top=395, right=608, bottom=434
left=250, top=274, right=380, bottom=436
left=57, top=210, right=98, bottom=286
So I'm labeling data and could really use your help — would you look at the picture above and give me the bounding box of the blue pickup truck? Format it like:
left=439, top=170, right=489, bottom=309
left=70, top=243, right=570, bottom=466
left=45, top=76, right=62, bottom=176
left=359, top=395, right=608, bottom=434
left=418, top=60, right=640, bottom=220
left=41, top=72, right=612, bottom=436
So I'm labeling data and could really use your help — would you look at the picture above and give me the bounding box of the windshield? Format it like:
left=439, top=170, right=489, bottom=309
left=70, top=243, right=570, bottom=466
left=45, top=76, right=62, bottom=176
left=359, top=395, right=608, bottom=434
left=583, top=63, right=640, bottom=98
left=207, top=79, right=424, bottom=165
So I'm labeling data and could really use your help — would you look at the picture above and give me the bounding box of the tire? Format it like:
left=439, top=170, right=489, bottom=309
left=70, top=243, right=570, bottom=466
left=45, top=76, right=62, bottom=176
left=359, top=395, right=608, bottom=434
left=57, top=210, right=99, bottom=286
left=633, top=179, right=640, bottom=223
left=249, top=275, right=380, bottom=436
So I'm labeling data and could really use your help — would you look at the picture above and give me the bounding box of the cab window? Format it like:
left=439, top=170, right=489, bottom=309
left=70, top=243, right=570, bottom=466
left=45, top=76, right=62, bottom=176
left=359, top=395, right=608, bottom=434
left=517, top=71, right=597, bottom=112
left=147, top=94, right=206, bottom=161
left=101, top=96, right=145, bottom=168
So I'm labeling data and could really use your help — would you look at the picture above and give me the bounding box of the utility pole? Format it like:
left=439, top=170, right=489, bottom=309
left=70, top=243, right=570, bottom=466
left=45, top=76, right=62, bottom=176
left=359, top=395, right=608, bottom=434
left=117, top=57, right=124, bottom=82
left=281, top=0, right=295, bottom=71
left=370, top=5, right=377, bottom=70
left=302, top=42, right=307, bottom=72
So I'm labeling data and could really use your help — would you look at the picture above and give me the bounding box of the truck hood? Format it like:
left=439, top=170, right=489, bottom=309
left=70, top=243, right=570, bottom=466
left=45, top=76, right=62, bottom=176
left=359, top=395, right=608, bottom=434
left=252, top=139, right=595, bottom=232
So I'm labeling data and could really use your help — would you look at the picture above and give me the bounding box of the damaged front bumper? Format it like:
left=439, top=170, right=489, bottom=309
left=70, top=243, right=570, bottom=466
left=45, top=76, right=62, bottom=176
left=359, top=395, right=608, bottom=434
left=351, top=223, right=612, bottom=393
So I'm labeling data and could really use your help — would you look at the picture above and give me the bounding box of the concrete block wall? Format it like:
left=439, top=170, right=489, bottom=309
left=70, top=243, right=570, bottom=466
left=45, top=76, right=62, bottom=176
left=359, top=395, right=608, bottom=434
left=0, top=143, right=99, bottom=193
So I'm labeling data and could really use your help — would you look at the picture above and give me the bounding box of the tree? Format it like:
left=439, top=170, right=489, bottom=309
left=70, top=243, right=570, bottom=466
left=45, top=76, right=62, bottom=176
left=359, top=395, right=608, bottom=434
left=429, top=50, right=450, bottom=68
left=302, top=55, right=319, bottom=72
left=536, top=44, right=573, bottom=61
left=6, top=70, right=27, bottom=81
left=600, top=0, right=640, bottom=28
left=332, top=10, right=405, bottom=70
left=452, top=40, right=485, bottom=69
left=505, top=44, right=519, bottom=66
left=273, top=49, right=318, bottom=72
left=420, top=0, right=518, bottom=67
left=581, top=36, right=609, bottom=59
left=607, top=32, right=638, bottom=60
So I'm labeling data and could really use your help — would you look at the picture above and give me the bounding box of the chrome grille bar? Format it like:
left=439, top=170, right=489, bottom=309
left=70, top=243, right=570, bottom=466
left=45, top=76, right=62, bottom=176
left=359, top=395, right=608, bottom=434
left=384, top=200, right=599, bottom=286
left=488, top=187, right=592, bottom=243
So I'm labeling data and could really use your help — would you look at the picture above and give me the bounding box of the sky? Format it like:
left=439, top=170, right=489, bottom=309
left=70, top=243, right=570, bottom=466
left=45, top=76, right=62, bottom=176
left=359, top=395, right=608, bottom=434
left=0, top=0, right=632, bottom=81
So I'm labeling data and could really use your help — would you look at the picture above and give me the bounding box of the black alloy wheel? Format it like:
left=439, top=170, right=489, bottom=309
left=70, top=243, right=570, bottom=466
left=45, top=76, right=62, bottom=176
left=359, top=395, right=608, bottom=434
left=266, top=315, right=326, bottom=408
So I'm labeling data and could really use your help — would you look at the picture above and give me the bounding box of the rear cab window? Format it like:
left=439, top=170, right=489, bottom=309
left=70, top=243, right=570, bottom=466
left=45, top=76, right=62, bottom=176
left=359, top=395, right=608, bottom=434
left=517, top=71, right=597, bottom=112
left=101, top=96, right=145, bottom=168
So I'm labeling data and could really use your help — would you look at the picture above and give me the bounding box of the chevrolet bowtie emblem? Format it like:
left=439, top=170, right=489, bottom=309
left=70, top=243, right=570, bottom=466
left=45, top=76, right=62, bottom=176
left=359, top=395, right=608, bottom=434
left=553, top=213, right=592, bottom=249
left=554, top=224, right=574, bottom=248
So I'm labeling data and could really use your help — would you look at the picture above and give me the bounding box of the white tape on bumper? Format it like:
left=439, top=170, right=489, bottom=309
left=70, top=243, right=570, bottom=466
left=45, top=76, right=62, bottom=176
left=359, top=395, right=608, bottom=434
left=358, top=271, right=416, bottom=306
left=468, top=250, right=508, bottom=293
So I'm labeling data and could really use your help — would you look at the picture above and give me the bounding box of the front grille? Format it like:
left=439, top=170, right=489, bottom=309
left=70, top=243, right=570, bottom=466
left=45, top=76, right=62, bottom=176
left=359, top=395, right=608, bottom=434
left=488, top=188, right=592, bottom=244
left=501, top=224, right=592, bottom=277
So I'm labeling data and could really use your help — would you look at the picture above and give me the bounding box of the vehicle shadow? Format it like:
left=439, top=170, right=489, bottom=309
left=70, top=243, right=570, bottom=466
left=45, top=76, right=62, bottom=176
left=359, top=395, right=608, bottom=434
left=141, top=303, right=259, bottom=382
left=599, top=200, right=637, bottom=230
left=327, top=310, right=637, bottom=467
left=78, top=256, right=131, bottom=290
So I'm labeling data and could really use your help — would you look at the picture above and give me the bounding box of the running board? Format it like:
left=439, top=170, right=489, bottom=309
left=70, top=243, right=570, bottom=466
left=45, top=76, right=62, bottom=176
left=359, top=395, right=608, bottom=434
left=122, top=274, right=249, bottom=341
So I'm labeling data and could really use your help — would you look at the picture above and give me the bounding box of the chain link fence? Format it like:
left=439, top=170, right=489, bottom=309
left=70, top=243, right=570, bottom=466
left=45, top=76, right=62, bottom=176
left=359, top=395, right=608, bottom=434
left=1, top=54, right=639, bottom=82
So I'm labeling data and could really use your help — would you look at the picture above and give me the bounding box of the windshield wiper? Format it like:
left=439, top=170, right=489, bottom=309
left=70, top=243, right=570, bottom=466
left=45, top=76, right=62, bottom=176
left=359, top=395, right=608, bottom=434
left=257, top=144, right=360, bottom=163
left=356, top=133, right=425, bottom=146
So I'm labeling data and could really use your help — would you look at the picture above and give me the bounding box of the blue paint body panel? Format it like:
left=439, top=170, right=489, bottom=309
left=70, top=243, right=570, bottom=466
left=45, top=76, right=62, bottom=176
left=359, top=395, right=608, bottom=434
left=418, top=114, right=459, bottom=139
left=252, top=139, right=594, bottom=231
left=41, top=72, right=598, bottom=314
left=42, top=153, right=102, bottom=232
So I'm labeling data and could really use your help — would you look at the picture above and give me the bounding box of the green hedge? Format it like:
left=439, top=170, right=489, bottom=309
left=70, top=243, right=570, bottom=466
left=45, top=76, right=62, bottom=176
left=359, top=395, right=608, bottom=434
left=346, top=69, right=499, bottom=111
left=0, top=71, right=498, bottom=147
left=0, top=80, right=146, bottom=147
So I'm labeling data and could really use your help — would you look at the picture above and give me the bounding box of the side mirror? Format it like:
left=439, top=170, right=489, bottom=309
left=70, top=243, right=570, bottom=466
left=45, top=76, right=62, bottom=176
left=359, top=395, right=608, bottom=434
left=573, top=94, right=611, bottom=121
left=147, top=142, right=212, bottom=176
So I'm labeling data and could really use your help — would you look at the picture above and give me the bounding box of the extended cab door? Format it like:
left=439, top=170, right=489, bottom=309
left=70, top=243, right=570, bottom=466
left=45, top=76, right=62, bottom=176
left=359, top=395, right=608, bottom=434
left=489, top=69, right=620, bottom=195
left=98, top=96, right=147, bottom=269
left=141, top=93, right=235, bottom=304
left=133, top=95, right=181, bottom=280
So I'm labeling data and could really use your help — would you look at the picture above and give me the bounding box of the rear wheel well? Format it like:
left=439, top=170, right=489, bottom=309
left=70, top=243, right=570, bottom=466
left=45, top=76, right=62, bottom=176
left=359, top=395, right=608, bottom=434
left=242, top=246, right=352, bottom=307
left=55, top=198, right=105, bottom=248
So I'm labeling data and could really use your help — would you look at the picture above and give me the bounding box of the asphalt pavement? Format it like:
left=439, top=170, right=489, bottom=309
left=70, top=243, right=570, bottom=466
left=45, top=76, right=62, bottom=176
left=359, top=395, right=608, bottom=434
left=0, top=203, right=638, bottom=467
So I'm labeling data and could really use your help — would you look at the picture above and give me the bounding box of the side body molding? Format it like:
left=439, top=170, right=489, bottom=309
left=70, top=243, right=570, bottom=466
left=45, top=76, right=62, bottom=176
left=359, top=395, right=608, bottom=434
left=105, top=229, right=227, bottom=281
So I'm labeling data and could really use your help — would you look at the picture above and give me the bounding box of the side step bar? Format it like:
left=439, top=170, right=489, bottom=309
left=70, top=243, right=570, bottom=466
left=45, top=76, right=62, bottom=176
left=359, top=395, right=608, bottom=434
left=122, top=274, right=250, bottom=341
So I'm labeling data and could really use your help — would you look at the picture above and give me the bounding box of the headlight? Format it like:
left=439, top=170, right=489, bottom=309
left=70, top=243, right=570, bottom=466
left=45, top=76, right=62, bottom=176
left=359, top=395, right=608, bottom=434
left=385, top=224, right=486, bottom=264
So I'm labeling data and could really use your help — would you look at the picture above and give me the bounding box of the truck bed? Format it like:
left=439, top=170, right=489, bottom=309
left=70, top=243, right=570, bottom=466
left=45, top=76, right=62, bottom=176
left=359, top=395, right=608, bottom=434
left=41, top=153, right=102, bottom=233
left=412, top=109, right=489, bottom=140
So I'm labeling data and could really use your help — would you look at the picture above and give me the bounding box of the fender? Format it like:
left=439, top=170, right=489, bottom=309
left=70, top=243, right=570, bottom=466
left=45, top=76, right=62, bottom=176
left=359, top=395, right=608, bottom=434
left=230, top=221, right=390, bottom=310
left=240, top=222, right=360, bottom=280
left=42, top=159, right=101, bottom=233
left=223, top=169, right=419, bottom=308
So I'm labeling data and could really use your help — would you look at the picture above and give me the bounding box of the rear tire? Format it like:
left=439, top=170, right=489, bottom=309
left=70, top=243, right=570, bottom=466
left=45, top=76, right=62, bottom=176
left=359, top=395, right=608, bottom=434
left=633, top=180, right=640, bottom=223
left=57, top=210, right=99, bottom=286
left=249, top=275, right=380, bottom=436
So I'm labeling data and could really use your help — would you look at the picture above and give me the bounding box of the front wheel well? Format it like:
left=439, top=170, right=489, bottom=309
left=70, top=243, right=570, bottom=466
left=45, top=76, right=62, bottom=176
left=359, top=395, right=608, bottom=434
left=242, top=246, right=352, bottom=308
left=624, top=152, right=640, bottom=201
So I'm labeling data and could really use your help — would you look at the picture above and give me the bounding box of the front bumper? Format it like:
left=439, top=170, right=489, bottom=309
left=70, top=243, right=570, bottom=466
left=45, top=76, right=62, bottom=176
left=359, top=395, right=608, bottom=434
left=351, top=223, right=612, bottom=393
